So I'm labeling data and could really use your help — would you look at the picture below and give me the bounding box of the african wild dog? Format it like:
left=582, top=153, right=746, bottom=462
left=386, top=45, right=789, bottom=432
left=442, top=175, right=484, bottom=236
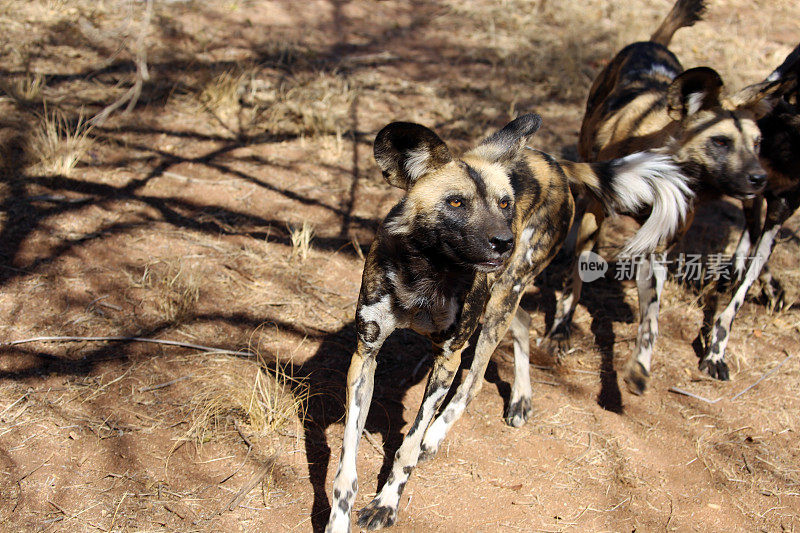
left=326, top=113, right=692, bottom=532
left=698, top=43, right=800, bottom=378
left=540, top=0, right=797, bottom=394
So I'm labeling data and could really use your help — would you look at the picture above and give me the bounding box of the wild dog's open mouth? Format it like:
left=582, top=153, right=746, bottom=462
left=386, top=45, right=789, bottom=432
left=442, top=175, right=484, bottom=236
left=476, top=258, right=506, bottom=271
left=733, top=192, right=757, bottom=200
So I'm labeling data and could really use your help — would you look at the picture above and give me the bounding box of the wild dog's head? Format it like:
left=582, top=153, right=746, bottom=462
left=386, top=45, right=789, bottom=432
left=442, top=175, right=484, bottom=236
left=375, top=113, right=542, bottom=272
left=666, top=66, right=789, bottom=199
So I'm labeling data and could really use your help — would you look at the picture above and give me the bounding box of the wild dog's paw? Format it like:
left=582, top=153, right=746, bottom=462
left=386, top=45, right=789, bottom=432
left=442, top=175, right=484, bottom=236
left=357, top=500, right=397, bottom=531
left=504, top=397, right=532, bottom=428
left=622, top=360, right=650, bottom=395
left=762, top=277, right=786, bottom=313
left=699, top=357, right=730, bottom=381
left=539, top=331, right=571, bottom=363
left=417, top=442, right=439, bottom=463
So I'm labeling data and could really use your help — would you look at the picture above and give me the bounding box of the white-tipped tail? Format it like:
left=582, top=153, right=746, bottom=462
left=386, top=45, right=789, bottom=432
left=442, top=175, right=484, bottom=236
left=605, top=151, right=694, bottom=257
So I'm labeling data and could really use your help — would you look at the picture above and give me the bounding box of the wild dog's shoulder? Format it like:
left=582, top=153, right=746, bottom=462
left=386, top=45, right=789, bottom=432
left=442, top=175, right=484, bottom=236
left=512, top=149, right=574, bottom=242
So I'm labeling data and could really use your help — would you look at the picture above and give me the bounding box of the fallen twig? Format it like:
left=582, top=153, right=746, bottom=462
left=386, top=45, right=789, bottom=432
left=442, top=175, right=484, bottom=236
left=668, top=387, right=722, bottom=404
left=0, top=336, right=256, bottom=357
left=0, top=390, right=30, bottom=419
left=224, top=458, right=275, bottom=512
left=398, top=354, right=430, bottom=387
left=363, top=430, right=385, bottom=457
left=731, top=351, right=794, bottom=401
left=17, top=452, right=55, bottom=484
left=232, top=417, right=254, bottom=448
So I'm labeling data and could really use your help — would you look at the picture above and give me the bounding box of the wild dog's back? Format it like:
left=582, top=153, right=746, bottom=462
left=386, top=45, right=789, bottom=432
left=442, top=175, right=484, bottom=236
left=578, top=0, right=707, bottom=161
left=579, top=43, right=682, bottom=161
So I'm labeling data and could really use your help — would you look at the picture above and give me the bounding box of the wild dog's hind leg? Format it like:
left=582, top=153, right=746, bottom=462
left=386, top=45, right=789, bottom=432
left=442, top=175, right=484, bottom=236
left=356, top=342, right=463, bottom=530
left=700, top=225, right=779, bottom=379
left=757, top=264, right=786, bottom=312
left=730, top=197, right=784, bottom=310
left=622, top=254, right=667, bottom=395
left=542, top=203, right=601, bottom=359
left=505, top=306, right=533, bottom=427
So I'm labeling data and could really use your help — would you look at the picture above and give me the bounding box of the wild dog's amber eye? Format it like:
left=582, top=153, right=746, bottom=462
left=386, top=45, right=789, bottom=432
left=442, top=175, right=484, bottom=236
left=711, top=136, right=731, bottom=149
left=448, top=198, right=462, bottom=208
left=753, top=138, right=761, bottom=150
left=499, top=199, right=509, bottom=209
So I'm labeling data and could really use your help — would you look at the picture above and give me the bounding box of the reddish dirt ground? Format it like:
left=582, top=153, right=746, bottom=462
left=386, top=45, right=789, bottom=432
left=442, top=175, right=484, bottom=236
left=0, top=1, right=798, bottom=532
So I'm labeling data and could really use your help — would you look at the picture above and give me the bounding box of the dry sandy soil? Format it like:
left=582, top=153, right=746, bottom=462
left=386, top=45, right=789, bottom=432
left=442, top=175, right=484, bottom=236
left=0, top=0, right=799, bottom=531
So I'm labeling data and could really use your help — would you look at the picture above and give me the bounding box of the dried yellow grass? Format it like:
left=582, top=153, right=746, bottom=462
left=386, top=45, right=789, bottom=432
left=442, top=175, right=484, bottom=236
left=139, top=261, right=200, bottom=325
left=183, top=353, right=308, bottom=446
left=0, top=73, right=45, bottom=106
left=26, top=106, right=93, bottom=176
left=262, top=72, right=356, bottom=137
left=199, top=69, right=247, bottom=119
left=289, top=221, right=314, bottom=262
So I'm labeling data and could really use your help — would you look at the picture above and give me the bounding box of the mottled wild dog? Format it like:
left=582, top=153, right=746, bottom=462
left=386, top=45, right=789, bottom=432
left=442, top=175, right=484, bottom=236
left=541, top=0, right=796, bottom=394
left=326, top=113, right=692, bottom=532
left=699, top=43, right=800, bottom=378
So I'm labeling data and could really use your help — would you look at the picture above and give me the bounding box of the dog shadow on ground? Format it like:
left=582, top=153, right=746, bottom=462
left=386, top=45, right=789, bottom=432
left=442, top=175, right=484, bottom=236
left=276, top=321, right=436, bottom=531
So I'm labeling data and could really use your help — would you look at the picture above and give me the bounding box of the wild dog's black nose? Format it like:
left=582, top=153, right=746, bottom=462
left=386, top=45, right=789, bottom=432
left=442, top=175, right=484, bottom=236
left=748, top=173, right=767, bottom=190
left=489, top=233, right=513, bottom=254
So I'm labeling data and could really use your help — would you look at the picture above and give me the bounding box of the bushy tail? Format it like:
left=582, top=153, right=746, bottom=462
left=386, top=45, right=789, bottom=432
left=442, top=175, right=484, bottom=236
left=561, top=152, right=695, bottom=257
left=650, top=0, right=707, bottom=47
left=766, top=43, right=800, bottom=83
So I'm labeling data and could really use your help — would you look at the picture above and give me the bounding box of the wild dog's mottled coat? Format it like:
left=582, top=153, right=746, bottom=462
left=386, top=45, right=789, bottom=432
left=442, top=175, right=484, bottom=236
left=326, top=114, right=691, bottom=532
left=700, top=44, right=800, bottom=378
left=542, top=0, right=796, bottom=394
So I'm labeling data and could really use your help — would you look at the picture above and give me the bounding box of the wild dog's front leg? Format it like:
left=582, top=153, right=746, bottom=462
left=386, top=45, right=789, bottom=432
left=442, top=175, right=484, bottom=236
left=420, top=272, right=531, bottom=460
left=505, top=306, right=533, bottom=427
left=326, top=340, right=380, bottom=533
left=732, top=197, right=762, bottom=279
left=701, top=222, right=781, bottom=380
left=622, top=254, right=667, bottom=395
left=356, top=343, right=463, bottom=530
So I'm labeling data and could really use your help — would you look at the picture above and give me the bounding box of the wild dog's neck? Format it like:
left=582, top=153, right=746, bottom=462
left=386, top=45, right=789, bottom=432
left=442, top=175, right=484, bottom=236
left=377, top=225, right=477, bottom=313
left=674, top=158, right=729, bottom=198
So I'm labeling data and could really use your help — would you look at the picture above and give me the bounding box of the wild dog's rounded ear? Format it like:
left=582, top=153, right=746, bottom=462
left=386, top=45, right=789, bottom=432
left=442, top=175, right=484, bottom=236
left=373, top=122, right=452, bottom=190
left=470, top=113, right=542, bottom=165
left=730, top=44, right=800, bottom=118
left=730, top=77, right=797, bottom=119
left=667, top=67, right=725, bottom=121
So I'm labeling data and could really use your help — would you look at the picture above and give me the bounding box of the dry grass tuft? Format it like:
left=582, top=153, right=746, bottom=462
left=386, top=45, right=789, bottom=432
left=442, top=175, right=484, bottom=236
left=140, top=261, right=201, bottom=325
left=0, top=73, right=45, bottom=106
left=289, top=221, right=314, bottom=262
left=26, top=106, right=93, bottom=176
left=199, top=69, right=248, bottom=120
left=184, top=354, right=307, bottom=447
